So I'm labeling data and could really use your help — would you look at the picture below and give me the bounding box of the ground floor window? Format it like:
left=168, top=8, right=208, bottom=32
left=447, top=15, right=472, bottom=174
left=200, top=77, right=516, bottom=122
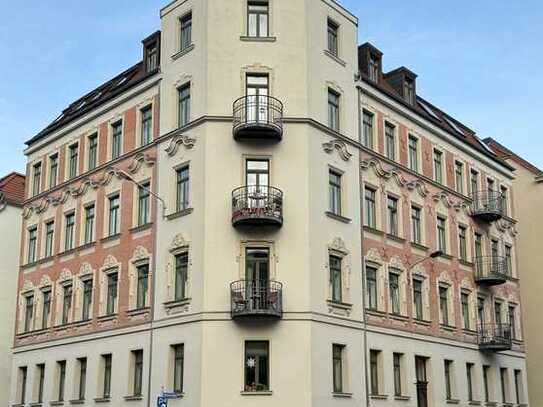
left=244, top=341, right=269, bottom=392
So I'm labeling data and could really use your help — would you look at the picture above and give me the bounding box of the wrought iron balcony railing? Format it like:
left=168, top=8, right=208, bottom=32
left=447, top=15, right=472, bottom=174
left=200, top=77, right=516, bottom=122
left=232, top=185, right=283, bottom=227
left=232, top=95, right=283, bottom=141
left=478, top=323, right=512, bottom=351
left=230, top=280, right=283, bottom=319
left=474, top=256, right=508, bottom=286
left=470, top=190, right=505, bottom=222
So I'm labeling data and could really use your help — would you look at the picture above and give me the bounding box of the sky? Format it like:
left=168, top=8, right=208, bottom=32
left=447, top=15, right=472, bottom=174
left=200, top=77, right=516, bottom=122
left=1, top=0, right=542, bottom=176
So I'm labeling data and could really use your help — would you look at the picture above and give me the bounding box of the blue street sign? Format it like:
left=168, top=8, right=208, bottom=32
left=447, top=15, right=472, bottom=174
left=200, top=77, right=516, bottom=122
left=157, top=396, right=168, bottom=407
left=162, top=392, right=181, bottom=399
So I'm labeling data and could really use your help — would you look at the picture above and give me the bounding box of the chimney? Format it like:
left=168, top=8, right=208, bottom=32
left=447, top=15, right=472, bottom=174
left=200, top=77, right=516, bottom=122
left=384, top=67, right=417, bottom=105
left=358, top=42, right=383, bottom=83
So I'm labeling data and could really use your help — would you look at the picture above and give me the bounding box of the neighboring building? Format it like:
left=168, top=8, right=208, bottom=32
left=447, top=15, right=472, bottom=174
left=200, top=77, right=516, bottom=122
left=0, top=172, right=25, bottom=406
left=10, top=1, right=529, bottom=407
left=484, top=138, right=543, bottom=406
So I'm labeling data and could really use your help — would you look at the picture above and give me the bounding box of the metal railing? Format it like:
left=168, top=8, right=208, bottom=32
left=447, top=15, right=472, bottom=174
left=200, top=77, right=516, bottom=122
left=474, top=256, right=508, bottom=284
left=471, top=190, right=505, bottom=219
left=232, top=185, right=283, bottom=225
left=232, top=95, right=283, bottom=137
left=230, top=280, right=283, bottom=318
left=478, top=323, right=512, bottom=350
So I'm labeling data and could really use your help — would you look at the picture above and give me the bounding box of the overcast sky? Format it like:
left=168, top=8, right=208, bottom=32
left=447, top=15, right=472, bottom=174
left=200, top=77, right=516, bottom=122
left=1, top=0, right=541, bottom=176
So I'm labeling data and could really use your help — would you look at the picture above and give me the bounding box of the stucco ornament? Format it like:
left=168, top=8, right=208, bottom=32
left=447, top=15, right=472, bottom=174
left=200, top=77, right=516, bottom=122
left=389, top=255, right=405, bottom=271
left=79, top=262, right=94, bottom=277
left=22, top=280, right=35, bottom=293
left=170, top=233, right=189, bottom=252
left=322, top=140, right=353, bottom=161
left=365, top=248, right=383, bottom=264
left=127, top=153, right=156, bottom=174
left=39, top=275, right=52, bottom=288
left=329, top=237, right=349, bottom=254
left=165, top=134, right=196, bottom=156
left=132, top=245, right=150, bottom=262
left=102, top=255, right=119, bottom=271
left=59, top=269, right=73, bottom=283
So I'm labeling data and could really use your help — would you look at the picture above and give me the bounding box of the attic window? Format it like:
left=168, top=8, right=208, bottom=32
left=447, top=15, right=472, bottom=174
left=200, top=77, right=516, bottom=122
left=116, top=76, right=128, bottom=87
left=418, top=100, right=440, bottom=121
left=91, top=92, right=102, bottom=101
left=404, top=77, right=415, bottom=105
left=368, top=54, right=379, bottom=82
left=145, top=42, right=158, bottom=72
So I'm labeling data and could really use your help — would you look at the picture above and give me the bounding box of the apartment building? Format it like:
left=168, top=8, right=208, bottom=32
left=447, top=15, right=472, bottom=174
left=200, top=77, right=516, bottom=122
left=484, top=138, right=543, bottom=406
left=0, top=172, right=25, bottom=406
left=10, top=1, right=529, bottom=407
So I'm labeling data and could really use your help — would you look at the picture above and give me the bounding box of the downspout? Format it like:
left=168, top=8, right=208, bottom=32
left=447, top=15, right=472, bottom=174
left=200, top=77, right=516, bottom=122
left=356, top=83, right=371, bottom=407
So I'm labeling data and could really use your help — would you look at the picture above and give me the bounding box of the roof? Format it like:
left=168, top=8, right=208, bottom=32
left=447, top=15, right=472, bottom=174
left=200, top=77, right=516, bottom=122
left=0, top=172, right=26, bottom=206
left=483, top=138, right=543, bottom=177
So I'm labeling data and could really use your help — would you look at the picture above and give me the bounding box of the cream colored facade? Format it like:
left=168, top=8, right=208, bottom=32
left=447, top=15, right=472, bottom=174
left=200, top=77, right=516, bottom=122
left=10, top=1, right=530, bottom=407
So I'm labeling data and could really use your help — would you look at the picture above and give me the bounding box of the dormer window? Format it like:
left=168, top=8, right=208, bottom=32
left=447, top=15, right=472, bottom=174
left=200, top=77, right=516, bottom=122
left=368, top=54, right=379, bottom=82
left=145, top=43, right=158, bottom=73
left=404, top=77, right=415, bottom=105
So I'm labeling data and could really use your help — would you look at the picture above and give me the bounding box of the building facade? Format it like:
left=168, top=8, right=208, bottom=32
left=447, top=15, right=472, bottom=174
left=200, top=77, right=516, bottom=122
left=10, top=1, right=529, bottom=407
left=485, top=138, right=543, bottom=406
left=0, top=172, right=25, bottom=406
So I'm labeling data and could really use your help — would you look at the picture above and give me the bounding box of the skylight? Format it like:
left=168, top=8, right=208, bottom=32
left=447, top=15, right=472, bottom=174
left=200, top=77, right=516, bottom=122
left=418, top=100, right=440, bottom=121
left=116, top=76, right=128, bottom=87
left=443, top=116, right=464, bottom=135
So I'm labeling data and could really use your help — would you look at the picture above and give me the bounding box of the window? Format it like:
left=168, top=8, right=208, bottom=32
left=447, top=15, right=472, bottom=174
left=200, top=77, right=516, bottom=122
left=505, top=245, right=513, bottom=276
left=366, top=266, right=378, bottom=310
left=470, top=170, right=479, bottom=196
left=27, top=227, right=37, bottom=263
left=500, top=368, right=508, bottom=403
left=439, top=285, right=449, bottom=325
left=82, top=279, right=92, bottom=321
left=18, top=366, right=27, bottom=404
left=385, top=122, right=396, bottom=160
left=455, top=161, right=464, bottom=194
left=461, top=292, right=470, bottom=330
left=88, top=133, right=98, bottom=170
left=138, top=182, right=151, bottom=226
left=61, top=284, right=72, bottom=325
left=108, top=194, right=120, bottom=236
left=434, top=149, right=443, bottom=184
left=245, top=341, right=269, bottom=392
left=389, top=272, right=400, bottom=314
left=136, top=264, right=149, bottom=309
left=176, top=166, right=190, bottom=212
left=368, top=54, right=379, bottom=82
left=172, top=344, right=184, bottom=393
left=437, top=216, right=447, bottom=253
left=413, top=278, right=423, bottom=320
left=248, top=1, right=269, bottom=37
left=42, top=290, right=51, bottom=329
left=362, top=110, right=374, bottom=149
left=404, top=78, right=415, bottom=105
left=49, top=154, right=58, bottom=188
left=474, top=232, right=483, bottom=262
left=408, top=135, right=418, bottom=171
left=111, top=121, right=123, bottom=159
left=145, top=43, right=158, bottom=72
left=330, top=255, right=342, bottom=303
left=106, top=272, right=118, bottom=315
left=57, top=360, right=66, bottom=401
left=332, top=344, right=344, bottom=393
left=501, top=186, right=509, bottom=215
left=369, top=350, right=380, bottom=395
left=466, top=363, right=474, bottom=401
left=364, top=187, right=376, bottom=228
left=509, top=305, right=517, bottom=339
left=514, top=370, right=523, bottom=405
left=77, top=358, right=87, bottom=401
left=68, top=143, right=79, bottom=179
left=411, top=205, right=422, bottom=244
left=387, top=196, right=399, bottom=236
left=180, top=12, right=192, bottom=51
left=24, top=295, right=34, bottom=332
left=477, top=296, right=486, bottom=324
left=327, top=19, right=339, bottom=56
left=36, top=363, right=45, bottom=403
left=329, top=170, right=342, bottom=216
left=328, top=89, right=340, bottom=131
left=84, top=204, right=95, bottom=244
left=141, top=106, right=152, bottom=146
left=444, top=360, right=453, bottom=400
left=64, top=212, right=75, bottom=251
left=102, top=354, right=112, bottom=398
left=44, top=221, right=54, bottom=257
left=174, top=252, right=188, bottom=301
left=178, top=83, right=191, bottom=127
left=132, top=350, right=143, bottom=396
left=32, top=162, right=42, bottom=196
left=458, top=225, right=467, bottom=262
left=393, top=353, right=403, bottom=396
left=483, top=365, right=490, bottom=402
left=487, top=178, right=495, bottom=195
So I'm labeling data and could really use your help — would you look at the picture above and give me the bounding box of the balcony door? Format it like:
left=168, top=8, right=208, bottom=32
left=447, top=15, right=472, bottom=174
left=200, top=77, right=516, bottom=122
left=246, top=74, right=269, bottom=124
left=246, top=159, right=269, bottom=208
left=245, top=248, right=270, bottom=310
left=415, top=356, right=429, bottom=407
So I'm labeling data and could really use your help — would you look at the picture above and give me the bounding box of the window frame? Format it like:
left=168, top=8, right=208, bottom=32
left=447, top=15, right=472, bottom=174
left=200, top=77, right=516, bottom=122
left=247, top=1, right=270, bottom=38
left=332, top=344, right=345, bottom=393
left=384, top=121, right=396, bottom=161
left=178, top=83, right=191, bottom=128
left=68, top=143, right=79, bottom=179
left=107, top=194, right=120, bottom=237
left=64, top=212, right=75, bottom=252
left=140, top=105, right=153, bottom=146
left=387, top=195, right=399, bottom=237
left=87, top=133, right=98, bottom=171
left=110, top=120, right=123, bottom=160
left=175, top=165, right=190, bottom=212
left=244, top=340, right=270, bottom=392
left=329, top=254, right=343, bottom=303
left=180, top=12, right=193, bottom=52
left=433, top=148, right=443, bottom=184
left=362, top=110, right=374, bottom=149
left=328, top=169, right=342, bottom=216
left=172, top=343, right=184, bottom=394
left=327, top=18, right=339, bottom=56
left=327, top=88, right=340, bottom=132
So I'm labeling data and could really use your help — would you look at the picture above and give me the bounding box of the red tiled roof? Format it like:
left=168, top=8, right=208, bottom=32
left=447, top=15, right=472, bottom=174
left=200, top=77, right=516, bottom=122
left=484, top=138, right=543, bottom=176
left=0, top=172, right=26, bottom=206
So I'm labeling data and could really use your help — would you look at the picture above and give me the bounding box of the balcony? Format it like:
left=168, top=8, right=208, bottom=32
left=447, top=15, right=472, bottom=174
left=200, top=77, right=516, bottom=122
left=470, top=190, right=505, bottom=222
left=232, top=95, right=283, bottom=141
left=474, top=256, right=508, bottom=286
left=478, top=323, right=512, bottom=352
left=230, top=280, right=283, bottom=319
left=232, top=186, right=283, bottom=228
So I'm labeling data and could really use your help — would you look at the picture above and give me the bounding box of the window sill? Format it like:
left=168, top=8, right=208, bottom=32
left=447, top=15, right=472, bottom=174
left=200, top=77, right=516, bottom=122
left=446, top=399, right=460, bottom=404
left=411, top=242, right=429, bottom=251
left=483, top=402, right=497, bottom=407
left=363, top=225, right=384, bottom=236
left=97, top=313, right=117, bottom=322
left=240, top=391, right=273, bottom=396
left=326, top=299, right=353, bottom=310
left=463, top=328, right=478, bottom=335
left=126, top=307, right=150, bottom=317
left=325, top=211, right=351, bottom=224
left=369, top=394, right=389, bottom=400
left=366, top=308, right=387, bottom=317
left=93, top=397, right=111, bottom=403
left=459, top=259, right=473, bottom=267
left=167, top=208, right=194, bottom=220
left=438, top=253, right=454, bottom=260
left=332, top=392, right=353, bottom=398
left=240, top=36, right=277, bottom=42
left=389, top=312, right=409, bottom=321
left=29, top=403, right=43, bottom=407
left=164, top=298, right=191, bottom=308
left=440, top=324, right=456, bottom=332
left=413, top=318, right=432, bottom=326
left=50, top=401, right=65, bottom=406
left=11, top=404, right=25, bottom=407
left=394, top=395, right=411, bottom=401
left=386, top=234, right=406, bottom=243
left=68, top=399, right=85, bottom=405
left=323, top=49, right=347, bottom=67
left=172, top=44, right=195, bottom=60
left=100, top=233, right=121, bottom=244
left=59, top=247, right=78, bottom=258
left=129, top=223, right=153, bottom=234
left=468, top=401, right=482, bottom=406
left=124, top=395, right=144, bottom=401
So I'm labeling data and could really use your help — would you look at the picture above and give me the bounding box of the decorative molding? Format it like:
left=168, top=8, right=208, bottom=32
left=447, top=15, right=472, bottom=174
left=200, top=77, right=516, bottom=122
left=389, top=255, right=406, bottom=271
left=127, top=153, right=155, bottom=174
left=173, top=73, right=193, bottom=88
left=432, top=192, right=470, bottom=213
left=329, top=237, right=349, bottom=255
left=59, top=268, right=73, bottom=283
left=101, top=255, right=120, bottom=271
left=365, top=248, right=383, bottom=265
left=323, top=140, right=353, bottom=161
left=169, top=233, right=189, bottom=253
left=131, top=245, right=150, bottom=263
left=79, top=262, right=94, bottom=277
left=22, top=280, right=35, bottom=293
left=38, top=275, right=52, bottom=288
left=496, top=218, right=518, bottom=236
left=164, top=134, right=196, bottom=156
